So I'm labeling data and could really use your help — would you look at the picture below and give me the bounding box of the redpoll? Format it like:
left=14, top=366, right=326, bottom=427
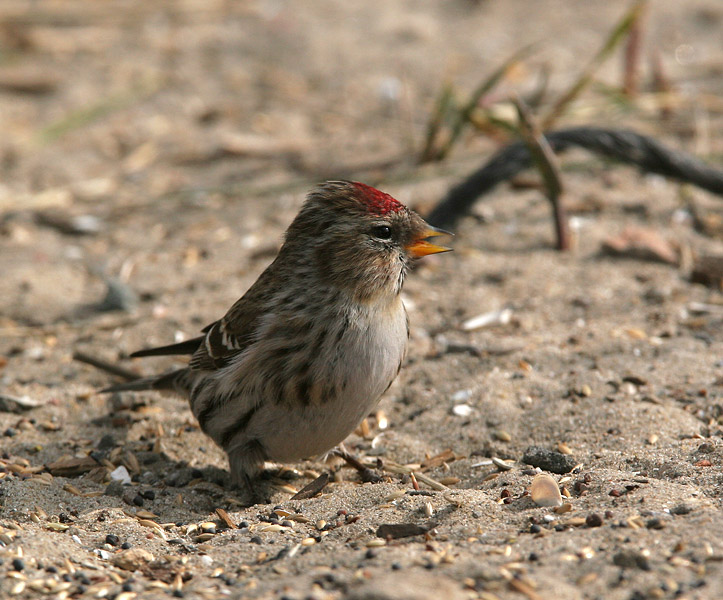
left=103, top=181, right=451, bottom=493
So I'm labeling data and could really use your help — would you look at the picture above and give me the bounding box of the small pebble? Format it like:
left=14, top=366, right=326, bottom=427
left=132, top=495, right=144, bottom=507
left=586, top=513, right=604, bottom=528
left=105, top=480, right=125, bottom=498
left=523, top=446, right=577, bottom=474
left=3, top=428, right=16, bottom=437
left=112, top=548, right=154, bottom=571
left=11, top=558, right=25, bottom=571
left=105, top=534, right=121, bottom=546
left=200, top=522, right=216, bottom=534
left=96, top=278, right=138, bottom=312
left=613, top=550, right=650, bottom=571
left=97, top=434, right=116, bottom=450
left=141, top=490, right=155, bottom=501
left=121, top=542, right=132, bottom=549
left=620, top=381, right=637, bottom=395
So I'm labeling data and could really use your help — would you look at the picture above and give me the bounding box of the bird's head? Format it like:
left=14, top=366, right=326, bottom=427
left=283, top=181, right=452, bottom=302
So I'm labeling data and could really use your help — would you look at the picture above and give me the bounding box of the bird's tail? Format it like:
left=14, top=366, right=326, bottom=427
left=100, top=368, right=192, bottom=395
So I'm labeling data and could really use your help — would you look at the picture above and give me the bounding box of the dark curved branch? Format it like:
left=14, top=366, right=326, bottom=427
left=427, top=127, right=723, bottom=229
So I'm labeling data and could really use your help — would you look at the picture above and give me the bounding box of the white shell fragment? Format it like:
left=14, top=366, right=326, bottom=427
left=0, top=393, right=46, bottom=412
left=452, top=404, right=473, bottom=417
left=461, top=308, right=512, bottom=331
left=451, top=389, right=473, bottom=402
left=110, top=465, right=132, bottom=485
left=492, top=457, right=514, bottom=471
left=530, top=473, right=563, bottom=507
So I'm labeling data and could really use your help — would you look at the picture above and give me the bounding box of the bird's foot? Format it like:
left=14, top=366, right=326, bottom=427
left=332, top=447, right=382, bottom=483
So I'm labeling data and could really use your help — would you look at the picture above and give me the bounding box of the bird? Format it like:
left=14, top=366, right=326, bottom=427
left=103, top=181, right=452, bottom=495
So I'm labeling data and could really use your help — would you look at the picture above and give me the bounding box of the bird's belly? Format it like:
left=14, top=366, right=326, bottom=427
left=255, top=394, right=375, bottom=461
left=199, top=298, right=408, bottom=463
left=250, top=308, right=407, bottom=461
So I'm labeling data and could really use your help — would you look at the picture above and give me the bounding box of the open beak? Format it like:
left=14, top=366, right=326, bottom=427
left=405, top=225, right=453, bottom=258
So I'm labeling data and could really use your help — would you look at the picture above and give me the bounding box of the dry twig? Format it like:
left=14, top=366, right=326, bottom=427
left=514, top=97, right=570, bottom=250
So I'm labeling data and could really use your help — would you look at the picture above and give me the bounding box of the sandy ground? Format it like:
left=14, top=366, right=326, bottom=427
left=1, top=1, right=722, bottom=599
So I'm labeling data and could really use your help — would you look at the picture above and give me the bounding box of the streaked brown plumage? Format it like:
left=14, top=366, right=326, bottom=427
left=104, top=181, right=451, bottom=494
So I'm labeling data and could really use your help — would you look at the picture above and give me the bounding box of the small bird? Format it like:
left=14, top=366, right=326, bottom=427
left=104, top=181, right=451, bottom=493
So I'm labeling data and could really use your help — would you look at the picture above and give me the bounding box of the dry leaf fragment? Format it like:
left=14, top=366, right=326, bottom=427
left=601, top=226, right=678, bottom=264
left=215, top=508, right=237, bottom=529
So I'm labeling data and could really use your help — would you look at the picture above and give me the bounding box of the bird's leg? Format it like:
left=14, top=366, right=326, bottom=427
left=241, top=473, right=270, bottom=506
left=332, top=444, right=382, bottom=483
left=228, top=442, right=270, bottom=505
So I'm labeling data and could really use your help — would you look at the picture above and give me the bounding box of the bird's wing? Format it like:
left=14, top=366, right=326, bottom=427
left=188, top=315, right=256, bottom=370
left=188, top=262, right=282, bottom=371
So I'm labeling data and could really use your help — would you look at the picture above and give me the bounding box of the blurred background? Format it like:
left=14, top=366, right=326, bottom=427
left=1, top=1, right=720, bottom=199
left=0, top=0, right=721, bottom=330
left=1, top=5, right=722, bottom=597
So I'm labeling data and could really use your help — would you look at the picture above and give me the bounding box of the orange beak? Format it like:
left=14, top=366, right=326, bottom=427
left=405, top=225, right=453, bottom=258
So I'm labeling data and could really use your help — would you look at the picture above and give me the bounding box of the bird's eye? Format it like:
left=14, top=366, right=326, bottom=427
left=370, top=225, right=392, bottom=240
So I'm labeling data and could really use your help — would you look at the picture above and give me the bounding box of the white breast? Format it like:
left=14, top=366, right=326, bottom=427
left=251, top=297, right=408, bottom=461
